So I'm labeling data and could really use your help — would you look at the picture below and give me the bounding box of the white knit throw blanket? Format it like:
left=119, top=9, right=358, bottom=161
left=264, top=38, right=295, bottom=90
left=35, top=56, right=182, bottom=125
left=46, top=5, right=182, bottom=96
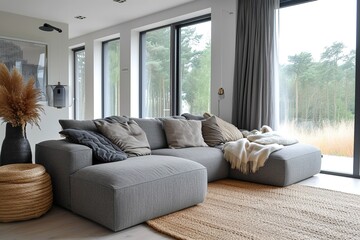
left=223, top=139, right=284, bottom=174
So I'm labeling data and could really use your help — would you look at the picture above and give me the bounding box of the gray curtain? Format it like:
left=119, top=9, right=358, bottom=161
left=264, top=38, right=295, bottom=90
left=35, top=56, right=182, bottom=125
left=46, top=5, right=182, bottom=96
left=232, top=0, right=279, bottom=130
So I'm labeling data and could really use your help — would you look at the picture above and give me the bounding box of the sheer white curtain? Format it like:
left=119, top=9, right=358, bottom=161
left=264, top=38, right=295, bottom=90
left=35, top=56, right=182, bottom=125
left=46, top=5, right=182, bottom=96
left=232, top=0, right=280, bottom=130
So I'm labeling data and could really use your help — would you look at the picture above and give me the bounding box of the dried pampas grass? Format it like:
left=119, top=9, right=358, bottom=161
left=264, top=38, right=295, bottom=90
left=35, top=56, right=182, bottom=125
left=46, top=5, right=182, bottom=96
left=0, top=63, right=43, bottom=129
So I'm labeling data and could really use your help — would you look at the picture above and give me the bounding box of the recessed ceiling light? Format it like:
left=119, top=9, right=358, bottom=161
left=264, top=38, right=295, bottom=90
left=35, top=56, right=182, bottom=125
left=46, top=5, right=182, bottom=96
left=113, top=0, right=126, bottom=3
left=74, top=16, right=86, bottom=20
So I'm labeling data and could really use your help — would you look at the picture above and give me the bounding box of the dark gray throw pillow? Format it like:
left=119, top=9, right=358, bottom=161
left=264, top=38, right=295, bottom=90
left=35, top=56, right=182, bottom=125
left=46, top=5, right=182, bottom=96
left=181, top=113, right=205, bottom=120
left=60, top=129, right=127, bottom=163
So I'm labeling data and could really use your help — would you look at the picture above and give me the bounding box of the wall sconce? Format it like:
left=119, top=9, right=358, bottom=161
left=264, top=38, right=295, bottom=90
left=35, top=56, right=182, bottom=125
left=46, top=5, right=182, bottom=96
left=46, top=82, right=69, bottom=108
left=218, top=87, right=225, bottom=117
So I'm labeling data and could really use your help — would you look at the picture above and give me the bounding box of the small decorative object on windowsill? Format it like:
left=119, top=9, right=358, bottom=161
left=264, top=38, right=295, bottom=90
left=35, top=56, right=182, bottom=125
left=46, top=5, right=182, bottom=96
left=0, top=63, right=43, bottom=166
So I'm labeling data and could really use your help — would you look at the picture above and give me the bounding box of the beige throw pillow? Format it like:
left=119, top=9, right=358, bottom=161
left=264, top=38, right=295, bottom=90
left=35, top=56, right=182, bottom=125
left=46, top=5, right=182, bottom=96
left=163, top=119, right=208, bottom=148
left=95, top=120, right=151, bottom=157
left=203, top=113, right=243, bottom=144
left=202, top=116, right=225, bottom=146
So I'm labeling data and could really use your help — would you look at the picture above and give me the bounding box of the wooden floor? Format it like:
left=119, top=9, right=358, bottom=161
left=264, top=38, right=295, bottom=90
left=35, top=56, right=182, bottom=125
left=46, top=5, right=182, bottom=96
left=1, top=173, right=359, bottom=240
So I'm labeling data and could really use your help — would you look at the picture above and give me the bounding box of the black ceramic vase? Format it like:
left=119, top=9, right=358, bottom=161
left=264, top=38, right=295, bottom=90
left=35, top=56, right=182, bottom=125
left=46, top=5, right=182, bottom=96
left=0, top=123, right=32, bottom=166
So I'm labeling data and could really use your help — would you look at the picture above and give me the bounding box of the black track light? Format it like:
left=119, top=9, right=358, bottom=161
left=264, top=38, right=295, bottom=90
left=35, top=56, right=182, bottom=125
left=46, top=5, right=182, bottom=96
left=39, top=23, right=62, bottom=33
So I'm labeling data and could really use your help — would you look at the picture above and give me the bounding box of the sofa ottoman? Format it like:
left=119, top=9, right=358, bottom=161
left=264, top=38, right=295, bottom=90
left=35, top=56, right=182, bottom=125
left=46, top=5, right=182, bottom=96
left=70, top=155, right=207, bottom=231
left=229, top=143, right=321, bottom=186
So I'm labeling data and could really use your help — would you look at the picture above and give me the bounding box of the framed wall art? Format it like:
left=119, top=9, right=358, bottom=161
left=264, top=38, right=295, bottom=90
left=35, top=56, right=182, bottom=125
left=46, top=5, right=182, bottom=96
left=0, top=37, right=47, bottom=101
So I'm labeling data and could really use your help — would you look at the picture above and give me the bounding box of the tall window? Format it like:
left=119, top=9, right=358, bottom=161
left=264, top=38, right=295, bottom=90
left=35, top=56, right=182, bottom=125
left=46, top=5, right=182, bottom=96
left=140, top=15, right=211, bottom=118
left=73, top=47, right=85, bottom=120
left=278, top=0, right=357, bottom=175
left=141, top=27, right=171, bottom=117
left=179, top=21, right=211, bottom=115
left=103, top=38, right=120, bottom=117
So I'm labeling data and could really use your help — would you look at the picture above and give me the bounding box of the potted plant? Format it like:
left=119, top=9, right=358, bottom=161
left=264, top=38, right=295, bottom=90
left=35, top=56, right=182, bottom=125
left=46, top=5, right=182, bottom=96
left=0, top=63, right=43, bottom=165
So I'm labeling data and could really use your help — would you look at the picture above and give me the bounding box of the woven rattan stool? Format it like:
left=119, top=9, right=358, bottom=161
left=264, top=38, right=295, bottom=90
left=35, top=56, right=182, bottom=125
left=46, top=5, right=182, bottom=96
left=0, top=163, right=53, bottom=222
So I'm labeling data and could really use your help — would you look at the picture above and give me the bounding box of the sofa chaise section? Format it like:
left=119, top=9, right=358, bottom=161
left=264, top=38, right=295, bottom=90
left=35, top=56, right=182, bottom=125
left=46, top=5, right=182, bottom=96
left=229, top=143, right=321, bottom=186
left=70, top=155, right=207, bottom=231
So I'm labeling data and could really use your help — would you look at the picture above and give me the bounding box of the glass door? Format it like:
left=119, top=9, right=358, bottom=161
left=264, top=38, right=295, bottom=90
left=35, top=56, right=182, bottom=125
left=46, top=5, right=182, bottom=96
left=278, top=0, right=356, bottom=174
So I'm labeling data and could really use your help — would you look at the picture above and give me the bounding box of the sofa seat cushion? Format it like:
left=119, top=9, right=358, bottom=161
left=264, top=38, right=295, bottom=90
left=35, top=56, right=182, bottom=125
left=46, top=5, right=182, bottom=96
left=70, top=155, right=207, bottom=231
left=152, top=147, right=229, bottom=182
left=229, top=143, right=321, bottom=186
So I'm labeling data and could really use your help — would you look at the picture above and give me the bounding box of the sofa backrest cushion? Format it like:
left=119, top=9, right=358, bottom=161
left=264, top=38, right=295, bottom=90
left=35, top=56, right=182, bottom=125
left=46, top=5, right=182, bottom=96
left=181, top=113, right=205, bottom=120
left=59, top=119, right=98, bottom=132
left=131, top=118, right=168, bottom=150
left=59, top=116, right=128, bottom=132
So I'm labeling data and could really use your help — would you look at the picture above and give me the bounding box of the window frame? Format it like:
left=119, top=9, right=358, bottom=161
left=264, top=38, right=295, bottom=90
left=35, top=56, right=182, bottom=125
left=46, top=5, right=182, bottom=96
left=139, top=14, right=211, bottom=117
left=72, top=46, right=85, bottom=120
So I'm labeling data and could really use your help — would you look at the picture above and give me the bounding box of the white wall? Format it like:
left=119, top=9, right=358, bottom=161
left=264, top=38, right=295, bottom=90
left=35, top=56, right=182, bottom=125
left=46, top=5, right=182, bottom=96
left=0, top=11, right=69, bottom=161
left=68, top=0, right=237, bottom=122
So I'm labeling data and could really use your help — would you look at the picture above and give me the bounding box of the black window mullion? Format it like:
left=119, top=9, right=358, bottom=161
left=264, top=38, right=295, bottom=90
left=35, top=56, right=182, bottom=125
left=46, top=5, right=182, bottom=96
left=170, top=25, right=177, bottom=116
left=73, top=46, right=85, bottom=120
left=101, top=42, right=106, bottom=118
left=139, top=32, right=145, bottom=118
left=354, top=0, right=360, bottom=177
left=280, top=0, right=316, bottom=8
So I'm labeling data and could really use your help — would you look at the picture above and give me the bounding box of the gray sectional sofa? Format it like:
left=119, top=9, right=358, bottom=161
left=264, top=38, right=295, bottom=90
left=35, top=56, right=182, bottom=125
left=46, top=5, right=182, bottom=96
left=35, top=116, right=321, bottom=232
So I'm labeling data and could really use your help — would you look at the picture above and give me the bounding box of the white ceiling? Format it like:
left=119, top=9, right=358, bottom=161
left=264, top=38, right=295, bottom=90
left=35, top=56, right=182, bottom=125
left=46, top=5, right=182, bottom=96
left=0, top=0, right=196, bottom=38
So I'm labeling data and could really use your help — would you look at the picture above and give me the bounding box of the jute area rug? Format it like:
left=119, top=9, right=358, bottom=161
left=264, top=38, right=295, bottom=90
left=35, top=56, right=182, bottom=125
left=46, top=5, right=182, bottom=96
left=147, top=179, right=360, bottom=240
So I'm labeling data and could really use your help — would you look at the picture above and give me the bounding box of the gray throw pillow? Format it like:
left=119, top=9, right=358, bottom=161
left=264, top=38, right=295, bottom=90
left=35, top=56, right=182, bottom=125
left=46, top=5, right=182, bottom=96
left=163, top=119, right=208, bottom=149
left=94, top=120, right=151, bottom=157
left=60, top=129, right=127, bottom=163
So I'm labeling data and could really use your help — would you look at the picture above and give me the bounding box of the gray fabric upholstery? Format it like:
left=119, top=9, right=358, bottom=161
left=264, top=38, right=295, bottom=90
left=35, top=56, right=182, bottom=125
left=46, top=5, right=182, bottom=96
left=59, top=119, right=98, bottom=132
left=70, top=155, right=207, bottom=231
left=152, top=147, right=229, bottom=182
left=131, top=118, right=168, bottom=150
left=35, top=140, right=93, bottom=209
left=229, top=143, right=321, bottom=186
left=181, top=113, right=205, bottom=120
